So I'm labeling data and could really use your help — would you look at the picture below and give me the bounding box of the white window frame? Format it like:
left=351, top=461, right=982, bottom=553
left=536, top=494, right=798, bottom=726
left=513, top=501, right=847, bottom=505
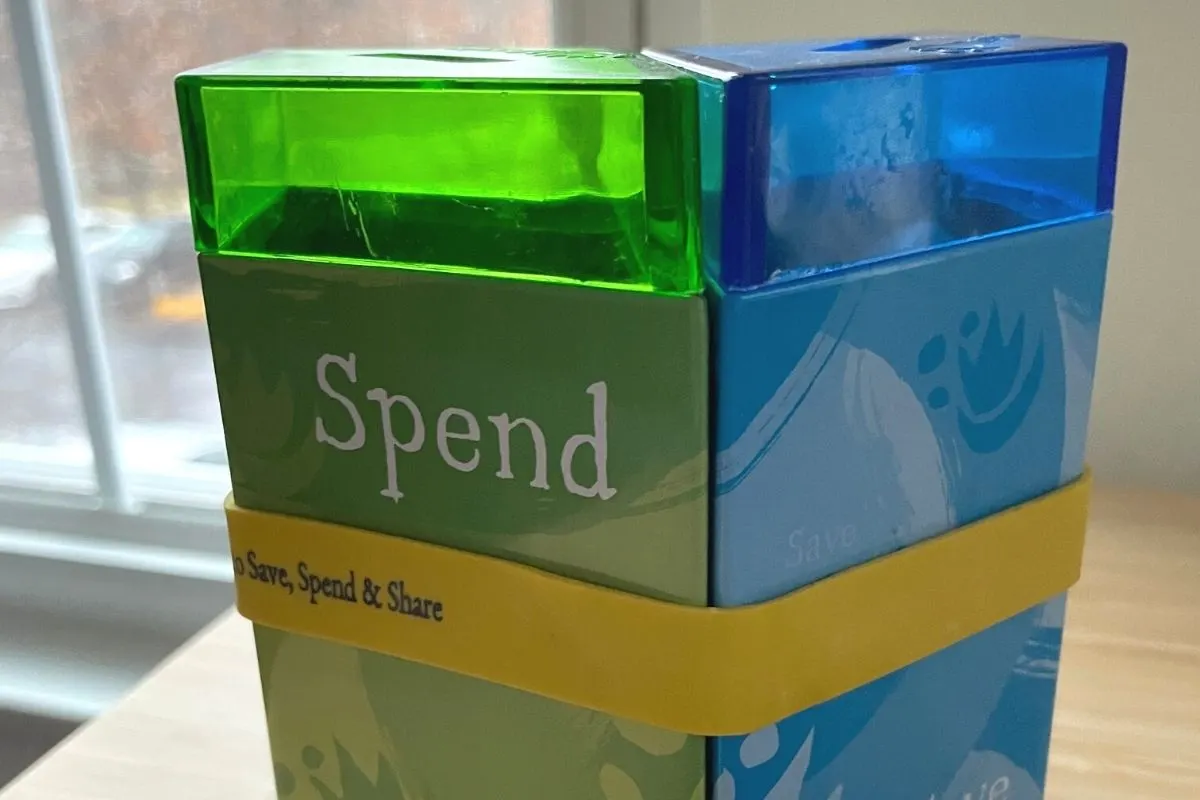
left=7, top=0, right=132, bottom=513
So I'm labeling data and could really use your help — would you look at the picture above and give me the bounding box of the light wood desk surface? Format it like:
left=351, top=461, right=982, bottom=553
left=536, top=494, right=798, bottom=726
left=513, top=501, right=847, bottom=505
left=4, top=487, right=1199, bottom=799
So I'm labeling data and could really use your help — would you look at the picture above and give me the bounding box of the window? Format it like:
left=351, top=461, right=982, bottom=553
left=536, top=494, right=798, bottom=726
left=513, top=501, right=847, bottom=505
left=1, top=0, right=612, bottom=512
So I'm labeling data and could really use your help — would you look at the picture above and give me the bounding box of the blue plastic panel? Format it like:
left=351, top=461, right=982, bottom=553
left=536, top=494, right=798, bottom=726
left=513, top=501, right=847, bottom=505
left=648, top=34, right=1127, bottom=290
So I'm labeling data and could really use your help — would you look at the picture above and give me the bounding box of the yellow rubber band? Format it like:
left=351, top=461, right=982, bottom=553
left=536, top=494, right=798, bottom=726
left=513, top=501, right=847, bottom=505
left=226, top=472, right=1090, bottom=736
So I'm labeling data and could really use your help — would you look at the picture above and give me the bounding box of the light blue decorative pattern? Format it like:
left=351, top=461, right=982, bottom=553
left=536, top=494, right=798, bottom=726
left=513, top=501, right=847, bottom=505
left=709, top=216, right=1112, bottom=799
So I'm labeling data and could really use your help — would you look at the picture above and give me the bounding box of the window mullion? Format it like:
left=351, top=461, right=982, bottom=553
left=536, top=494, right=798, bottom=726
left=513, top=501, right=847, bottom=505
left=7, top=0, right=133, bottom=512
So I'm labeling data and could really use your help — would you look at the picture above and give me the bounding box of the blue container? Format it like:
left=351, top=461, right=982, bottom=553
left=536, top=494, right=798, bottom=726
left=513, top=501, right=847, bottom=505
left=648, top=35, right=1126, bottom=798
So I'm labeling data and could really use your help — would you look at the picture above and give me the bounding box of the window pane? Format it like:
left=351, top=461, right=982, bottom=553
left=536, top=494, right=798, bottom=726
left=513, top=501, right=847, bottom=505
left=45, top=0, right=552, bottom=494
left=0, top=4, right=95, bottom=486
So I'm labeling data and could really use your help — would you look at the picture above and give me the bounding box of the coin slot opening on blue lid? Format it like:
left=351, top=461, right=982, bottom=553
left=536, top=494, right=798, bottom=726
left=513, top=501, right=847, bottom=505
left=814, top=37, right=912, bottom=52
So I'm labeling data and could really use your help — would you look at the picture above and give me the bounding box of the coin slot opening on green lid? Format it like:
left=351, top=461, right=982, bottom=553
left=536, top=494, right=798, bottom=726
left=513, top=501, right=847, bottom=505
left=359, top=51, right=518, bottom=64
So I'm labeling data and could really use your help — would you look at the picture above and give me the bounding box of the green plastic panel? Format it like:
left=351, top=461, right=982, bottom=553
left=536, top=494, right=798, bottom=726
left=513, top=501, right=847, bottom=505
left=177, top=49, right=702, bottom=294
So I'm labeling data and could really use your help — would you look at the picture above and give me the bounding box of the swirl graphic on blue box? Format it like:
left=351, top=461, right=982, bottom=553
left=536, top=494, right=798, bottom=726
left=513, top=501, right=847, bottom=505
left=709, top=218, right=1110, bottom=800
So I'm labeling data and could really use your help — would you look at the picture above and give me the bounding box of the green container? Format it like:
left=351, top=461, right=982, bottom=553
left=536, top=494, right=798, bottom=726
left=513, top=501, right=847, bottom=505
left=180, top=49, right=710, bottom=799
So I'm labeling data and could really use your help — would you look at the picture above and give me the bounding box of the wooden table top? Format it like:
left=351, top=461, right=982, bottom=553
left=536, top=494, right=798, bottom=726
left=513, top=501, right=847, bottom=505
left=3, top=486, right=1198, bottom=799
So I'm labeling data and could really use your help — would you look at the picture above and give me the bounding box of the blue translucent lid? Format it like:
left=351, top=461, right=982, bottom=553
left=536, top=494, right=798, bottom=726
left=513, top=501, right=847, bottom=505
left=647, top=34, right=1128, bottom=290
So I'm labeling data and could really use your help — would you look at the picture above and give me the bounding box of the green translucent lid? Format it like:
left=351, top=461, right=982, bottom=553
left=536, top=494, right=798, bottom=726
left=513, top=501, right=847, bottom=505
left=176, top=49, right=702, bottom=295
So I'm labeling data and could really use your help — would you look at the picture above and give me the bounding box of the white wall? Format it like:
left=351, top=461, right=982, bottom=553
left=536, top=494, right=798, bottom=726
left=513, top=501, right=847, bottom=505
left=646, top=1, right=1200, bottom=492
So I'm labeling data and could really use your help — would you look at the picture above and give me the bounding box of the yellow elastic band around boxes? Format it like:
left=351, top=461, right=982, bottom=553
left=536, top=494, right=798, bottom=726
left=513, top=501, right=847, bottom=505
left=226, top=472, right=1091, bottom=737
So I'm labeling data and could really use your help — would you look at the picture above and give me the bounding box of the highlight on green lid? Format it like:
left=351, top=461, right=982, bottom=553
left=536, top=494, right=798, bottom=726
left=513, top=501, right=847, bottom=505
left=175, top=48, right=703, bottom=295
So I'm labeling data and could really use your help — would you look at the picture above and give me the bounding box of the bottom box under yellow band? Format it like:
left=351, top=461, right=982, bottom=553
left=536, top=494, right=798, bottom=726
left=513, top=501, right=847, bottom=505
left=225, top=472, right=1090, bottom=737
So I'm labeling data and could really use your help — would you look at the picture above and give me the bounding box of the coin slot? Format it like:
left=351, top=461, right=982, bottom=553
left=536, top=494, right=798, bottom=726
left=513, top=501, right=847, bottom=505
left=360, top=51, right=515, bottom=64
left=815, top=37, right=913, bottom=52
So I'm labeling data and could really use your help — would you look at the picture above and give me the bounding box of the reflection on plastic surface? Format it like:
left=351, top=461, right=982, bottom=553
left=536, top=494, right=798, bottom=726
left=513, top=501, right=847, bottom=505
left=177, top=49, right=702, bottom=294
left=651, top=34, right=1126, bottom=289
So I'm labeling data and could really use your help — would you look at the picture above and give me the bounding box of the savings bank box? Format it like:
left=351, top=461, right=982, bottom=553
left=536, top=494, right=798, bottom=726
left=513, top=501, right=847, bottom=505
left=644, top=33, right=1127, bottom=799
left=176, top=35, right=1124, bottom=800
